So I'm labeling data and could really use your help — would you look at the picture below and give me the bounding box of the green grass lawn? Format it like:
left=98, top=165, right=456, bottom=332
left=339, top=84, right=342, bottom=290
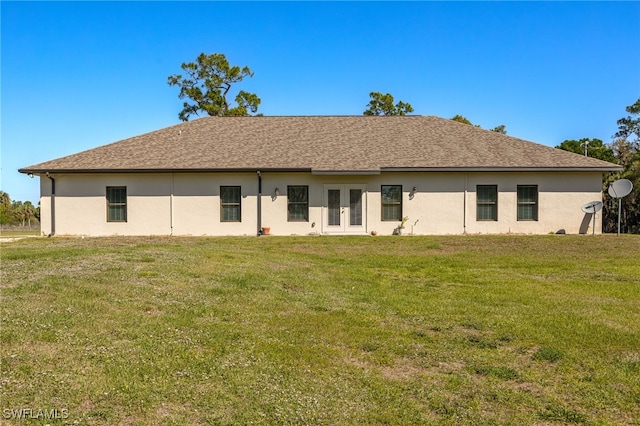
left=1, top=235, right=639, bottom=425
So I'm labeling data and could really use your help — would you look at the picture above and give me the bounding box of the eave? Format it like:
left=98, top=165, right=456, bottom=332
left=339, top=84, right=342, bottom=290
left=381, top=166, right=623, bottom=173
left=18, top=167, right=313, bottom=175
left=19, top=165, right=622, bottom=175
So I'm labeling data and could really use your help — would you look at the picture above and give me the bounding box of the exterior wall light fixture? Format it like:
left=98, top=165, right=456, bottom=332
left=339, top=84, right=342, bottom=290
left=409, top=186, right=417, bottom=200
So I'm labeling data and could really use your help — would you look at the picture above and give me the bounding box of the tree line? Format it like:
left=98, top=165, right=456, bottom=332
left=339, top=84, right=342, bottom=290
left=0, top=191, right=39, bottom=228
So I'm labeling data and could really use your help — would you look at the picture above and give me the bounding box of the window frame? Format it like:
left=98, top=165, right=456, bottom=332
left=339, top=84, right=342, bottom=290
left=381, top=185, right=402, bottom=221
left=220, top=186, right=241, bottom=222
left=476, top=185, right=498, bottom=221
left=517, top=185, right=538, bottom=221
left=106, top=186, right=127, bottom=223
left=287, top=185, right=309, bottom=222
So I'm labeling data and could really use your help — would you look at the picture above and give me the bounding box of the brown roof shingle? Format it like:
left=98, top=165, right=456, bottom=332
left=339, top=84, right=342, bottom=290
left=19, top=116, right=622, bottom=173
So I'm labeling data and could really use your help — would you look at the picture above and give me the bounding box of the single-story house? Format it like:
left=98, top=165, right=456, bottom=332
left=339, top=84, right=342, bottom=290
left=19, top=116, right=621, bottom=236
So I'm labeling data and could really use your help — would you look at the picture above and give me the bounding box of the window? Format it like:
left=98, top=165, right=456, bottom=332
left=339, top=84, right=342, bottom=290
left=517, top=185, right=538, bottom=221
left=106, top=186, right=127, bottom=222
left=381, top=185, right=402, bottom=221
left=287, top=186, right=309, bottom=222
left=220, top=186, right=241, bottom=222
left=477, top=185, right=498, bottom=221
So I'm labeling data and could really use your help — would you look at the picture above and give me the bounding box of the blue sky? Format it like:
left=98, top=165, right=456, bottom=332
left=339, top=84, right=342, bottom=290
left=2, top=1, right=639, bottom=203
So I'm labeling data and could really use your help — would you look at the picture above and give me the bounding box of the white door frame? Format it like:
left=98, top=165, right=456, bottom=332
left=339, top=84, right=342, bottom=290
left=322, top=184, right=367, bottom=234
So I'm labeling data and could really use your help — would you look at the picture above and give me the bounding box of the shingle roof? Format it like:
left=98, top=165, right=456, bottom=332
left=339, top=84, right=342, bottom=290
left=19, top=116, right=621, bottom=174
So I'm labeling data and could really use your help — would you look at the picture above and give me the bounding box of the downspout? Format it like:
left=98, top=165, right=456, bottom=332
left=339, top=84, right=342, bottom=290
left=46, top=172, right=56, bottom=237
left=257, top=171, right=262, bottom=236
left=463, top=172, right=468, bottom=234
left=169, top=173, right=174, bottom=236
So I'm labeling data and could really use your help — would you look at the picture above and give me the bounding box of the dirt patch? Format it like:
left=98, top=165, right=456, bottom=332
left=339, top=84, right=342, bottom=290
left=0, top=235, right=39, bottom=243
left=380, top=357, right=426, bottom=380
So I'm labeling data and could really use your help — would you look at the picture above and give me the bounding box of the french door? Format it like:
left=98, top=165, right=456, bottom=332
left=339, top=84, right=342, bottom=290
left=323, top=185, right=367, bottom=234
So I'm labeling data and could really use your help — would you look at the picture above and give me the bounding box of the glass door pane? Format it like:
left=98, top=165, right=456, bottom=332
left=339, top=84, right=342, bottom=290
left=349, top=189, right=362, bottom=226
left=328, top=189, right=341, bottom=226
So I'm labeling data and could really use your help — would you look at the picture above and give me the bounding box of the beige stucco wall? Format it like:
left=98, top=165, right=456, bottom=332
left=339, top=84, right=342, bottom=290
left=263, top=171, right=604, bottom=235
left=39, top=174, right=172, bottom=236
left=462, top=172, right=603, bottom=234
left=36, top=171, right=606, bottom=237
left=171, top=173, right=258, bottom=236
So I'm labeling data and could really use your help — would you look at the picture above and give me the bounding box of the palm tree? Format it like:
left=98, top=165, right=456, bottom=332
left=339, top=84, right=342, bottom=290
left=23, top=201, right=37, bottom=228
left=0, top=191, right=11, bottom=225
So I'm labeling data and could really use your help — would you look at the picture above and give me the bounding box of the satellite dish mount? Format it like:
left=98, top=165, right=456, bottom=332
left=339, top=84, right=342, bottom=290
left=581, top=201, right=603, bottom=235
left=607, top=179, right=633, bottom=236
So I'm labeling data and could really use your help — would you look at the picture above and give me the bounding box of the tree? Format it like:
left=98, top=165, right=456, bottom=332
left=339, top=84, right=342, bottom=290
left=0, top=191, right=11, bottom=225
left=450, top=115, right=506, bottom=133
left=603, top=150, right=640, bottom=234
left=11, top=201, right=25, bottom=227
left=490, top=124, right=507, bottom=135
left=450, top=115, right=477, bottom=126
left=0, top=191, right=40, bottom=228
left=555, top=138, right=616, bottom=163
left=557, top=137, right=636, bottom=233
left=581, top=99, right=640, bottom=233
left=606, top=99, right=640, bottom=233
left=614, top=97, right=640, bottom=146
left=168, top=53, right=261, bottom=121
left=610, top=138, right=637, bottom=168
left=363, top=92, right=414, bottom=116
left=611, top=99, right=640, bottom=233
left=22, top=201, right=36, bottom=228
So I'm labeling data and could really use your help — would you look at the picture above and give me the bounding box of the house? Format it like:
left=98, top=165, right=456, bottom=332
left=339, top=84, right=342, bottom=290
left=19, top=116, right=621, bottom=236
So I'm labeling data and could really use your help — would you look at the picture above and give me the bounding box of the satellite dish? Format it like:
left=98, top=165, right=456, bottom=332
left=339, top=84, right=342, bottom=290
left=581, top=201, right=603, bottom=235
left=608, top=179, right=633, bottom=198
left=608, top=179, right=634, bottom=235
left=581, top=201, right=603, bottom=214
